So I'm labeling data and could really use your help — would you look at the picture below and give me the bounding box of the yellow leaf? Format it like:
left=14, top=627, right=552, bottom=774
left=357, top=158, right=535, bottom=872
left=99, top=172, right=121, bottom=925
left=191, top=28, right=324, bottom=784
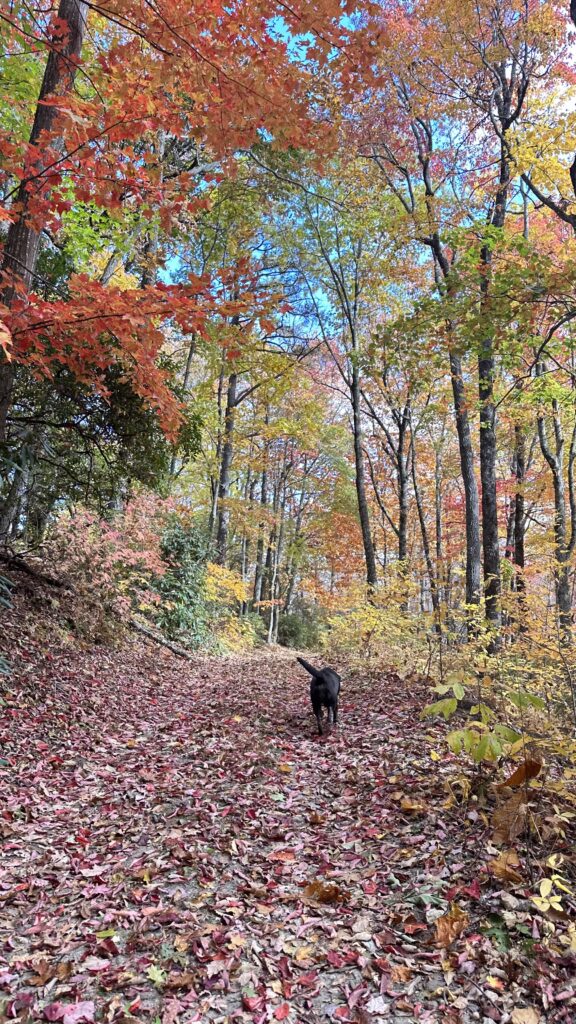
left=0, top=320, right=12, bottom=358
left=486, top=976, right=505, bottom=992
left=278, top=763, right=292, bottom=773
left=540, top=878, right=553, bottom=898
left=560, top=923, right=576, bottom=952
left=295, top=944, right=314, bottom=961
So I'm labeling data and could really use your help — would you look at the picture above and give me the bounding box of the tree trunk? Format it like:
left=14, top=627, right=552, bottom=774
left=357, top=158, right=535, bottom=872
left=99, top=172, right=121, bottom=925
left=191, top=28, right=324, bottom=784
left=208, top=364, right=226, bottom=540
left=169, top=332, right=196, bottom=478
left=411, top=436, right=439, bottom=618
left=268, top=497, right=286, bottom=645
left=536, top=388, right=574, bottom=644
left=478, top=340, right=501, bottom=628
left=284, top=475, right=308, bottom=612
left=0, top=0, right=88, bottom=442
left=253, top=441, right=269, bottom=608
left=449, top=350, right=482, bottom=608
left=435, top=447, right=444, bottom=604
left=477, top=147, right=510, bottom=634
left=397, top=456, right=409, bottom=564
left=513, top=424, right=526, bottom=594
left=351, top=365, right=378, bottom=587
left=215, top=371, right=237, bottom=565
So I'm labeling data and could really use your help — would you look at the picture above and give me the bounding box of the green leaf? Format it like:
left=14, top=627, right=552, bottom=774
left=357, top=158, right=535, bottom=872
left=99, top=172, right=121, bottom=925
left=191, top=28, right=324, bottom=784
left=506, top=691, right=546, bottom=711
left=452, top=682, right=465, bottom=701
left=447, top=729, right=465, bottom=754
left=421, top=698, right=457, bottom=721
left=494, top=725, right=521, bottom=744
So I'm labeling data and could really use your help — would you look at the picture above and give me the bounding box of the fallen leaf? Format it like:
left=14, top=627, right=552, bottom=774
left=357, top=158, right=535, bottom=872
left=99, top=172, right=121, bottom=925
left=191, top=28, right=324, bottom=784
left=165, top=972, right=196, bottom=990
left=492, top=790, right=528, bottom=845
left=400, top=796, right=427, bottom=814
left=269, top=849, right=295, bottom=863
left=435, top=904, right=469, bottom=948
left=390, top=964, right=412, bottom=982
left=486, top=976, right=505, bottom=992
left=499, top=759, right=542, bottom=789
left=44, top=1004, right=95, bottom=1024
left=302, top=880, right=347, bottom=905
left=295, top=944, right=315, bottom=961
left=487, top=849, right=524, bottom=884
left=511, top=1009, right=540, bottom=1024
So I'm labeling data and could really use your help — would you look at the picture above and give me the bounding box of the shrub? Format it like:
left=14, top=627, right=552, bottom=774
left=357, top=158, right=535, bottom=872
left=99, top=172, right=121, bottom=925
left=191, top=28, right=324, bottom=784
left=154, top=518, right=211, bottom=648
left=277, top=604, right=326, bottom=650
left=205, top=563, right=265, bottom=651
left=45, top=493, right=171, bottom=641
left=323, top=570, right=424, bottom=671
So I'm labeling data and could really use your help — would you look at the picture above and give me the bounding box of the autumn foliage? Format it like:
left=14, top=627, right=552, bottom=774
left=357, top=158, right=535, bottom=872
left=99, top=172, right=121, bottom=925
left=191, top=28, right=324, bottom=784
left=3, top=1, right=576, bottom=1012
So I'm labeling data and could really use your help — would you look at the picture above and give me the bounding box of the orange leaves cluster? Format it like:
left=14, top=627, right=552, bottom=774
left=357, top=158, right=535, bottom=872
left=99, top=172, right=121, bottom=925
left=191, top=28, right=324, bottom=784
left=3, top=269, right=276, bottom=436
left=0, top=0, right=375, bottom=425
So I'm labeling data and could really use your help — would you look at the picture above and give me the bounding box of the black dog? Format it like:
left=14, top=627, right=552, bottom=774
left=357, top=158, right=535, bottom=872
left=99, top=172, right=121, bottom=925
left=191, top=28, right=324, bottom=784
left=296, top=657, right=341, bottom=735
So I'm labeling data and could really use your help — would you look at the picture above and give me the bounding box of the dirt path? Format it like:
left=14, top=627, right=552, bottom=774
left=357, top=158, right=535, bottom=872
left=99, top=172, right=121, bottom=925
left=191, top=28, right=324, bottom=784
left=0, top=631, right=573, bottom=1024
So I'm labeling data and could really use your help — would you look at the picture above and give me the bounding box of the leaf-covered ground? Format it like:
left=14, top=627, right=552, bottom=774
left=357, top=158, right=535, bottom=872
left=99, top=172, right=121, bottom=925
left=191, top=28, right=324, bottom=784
left=1, top=610, right=575, bottom=1024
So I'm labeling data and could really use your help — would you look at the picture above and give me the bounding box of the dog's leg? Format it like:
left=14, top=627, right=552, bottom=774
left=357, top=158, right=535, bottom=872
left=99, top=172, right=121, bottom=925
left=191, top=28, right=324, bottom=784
left=316, top=710, right=323, bottom=735
left=333, top=702, right=338, bottom=726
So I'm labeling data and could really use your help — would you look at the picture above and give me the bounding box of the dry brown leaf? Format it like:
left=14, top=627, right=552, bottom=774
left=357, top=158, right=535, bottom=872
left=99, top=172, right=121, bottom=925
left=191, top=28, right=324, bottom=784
left=302, top=880, right=348, bottom=905
left=165, top=971, right=197, bottom=990
left=390, top=964, right=412, bottom=982
left=487, top=849, right=524, bottom=884
left=435, top=904, right=469, bottom=948
left=269, top=849, right=295, bottom=863
left=400, top=796, right=427, bottom=815
left=29, top=960, right=54, bottom=986
left=309, top=812, right=325, bottom=825
left=492, top=790, right=528, bottom=845
left=511, top=1009, right=540, bottom=1024
left=499, top=759, right=542, bottom=789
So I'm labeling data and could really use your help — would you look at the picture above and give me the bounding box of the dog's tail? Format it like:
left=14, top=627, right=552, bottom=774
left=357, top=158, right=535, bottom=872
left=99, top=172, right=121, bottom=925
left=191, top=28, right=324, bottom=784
left=296, top=656, right=321, bottom=678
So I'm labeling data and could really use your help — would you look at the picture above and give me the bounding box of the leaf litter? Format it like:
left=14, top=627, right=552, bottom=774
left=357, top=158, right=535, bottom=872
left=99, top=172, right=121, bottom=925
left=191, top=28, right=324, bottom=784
left=1, top=606, right=575, bottom=1024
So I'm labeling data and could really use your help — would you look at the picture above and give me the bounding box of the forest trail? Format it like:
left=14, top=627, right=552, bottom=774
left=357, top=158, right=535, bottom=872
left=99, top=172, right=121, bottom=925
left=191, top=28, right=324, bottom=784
left=0, top=630, right=569, bottom=1024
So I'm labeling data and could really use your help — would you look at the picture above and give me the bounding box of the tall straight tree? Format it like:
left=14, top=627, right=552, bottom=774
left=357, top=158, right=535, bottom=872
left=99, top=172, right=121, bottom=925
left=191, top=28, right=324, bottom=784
left=0, top=0, right=88, bottom=442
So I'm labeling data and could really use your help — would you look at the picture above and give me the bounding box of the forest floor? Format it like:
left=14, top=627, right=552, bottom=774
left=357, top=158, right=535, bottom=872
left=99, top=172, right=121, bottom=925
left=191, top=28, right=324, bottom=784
left=1, top=604, right=575, bottom=1024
